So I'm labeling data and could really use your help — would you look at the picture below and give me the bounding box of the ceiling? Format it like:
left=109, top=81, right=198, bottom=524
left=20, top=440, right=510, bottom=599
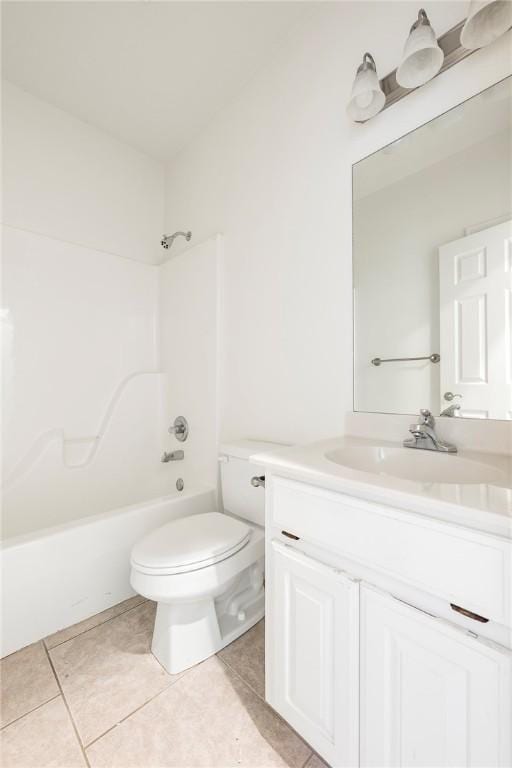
left=2, top=1, right=316, bottom=161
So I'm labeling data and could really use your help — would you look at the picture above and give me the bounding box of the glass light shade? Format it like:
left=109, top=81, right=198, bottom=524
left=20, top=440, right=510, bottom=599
left=396, top=22, right=444, bottom=89
left=347, top=63, right=385, bottom=122
left=461, top=0, right=512, bottom=49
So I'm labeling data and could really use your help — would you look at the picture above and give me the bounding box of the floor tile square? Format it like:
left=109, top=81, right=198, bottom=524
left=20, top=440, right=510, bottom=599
left=0, top=696, right=86, bottom=767
left=0, top=642, right=59, bottom=728
left=45, top=595, right=146, bottom=650
left=86, top=655, right=311, bottom=768
left=218, top=619, right=265, bottom=698
left=49, top=601, right=179, bottom=745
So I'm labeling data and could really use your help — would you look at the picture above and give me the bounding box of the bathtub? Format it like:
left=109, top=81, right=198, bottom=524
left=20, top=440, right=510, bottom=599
left=0, top=487, right=216, bottom=657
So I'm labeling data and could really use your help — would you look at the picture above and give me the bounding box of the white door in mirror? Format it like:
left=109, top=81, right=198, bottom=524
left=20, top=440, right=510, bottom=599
left=439, top=219, right=512, bottom=420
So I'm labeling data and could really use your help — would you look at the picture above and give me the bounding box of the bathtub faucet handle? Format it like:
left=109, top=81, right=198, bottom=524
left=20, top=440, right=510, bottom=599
left=168, top=416, right=189, bottom=442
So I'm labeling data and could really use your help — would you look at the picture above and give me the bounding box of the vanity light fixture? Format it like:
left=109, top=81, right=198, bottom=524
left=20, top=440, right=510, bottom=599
left=348, top=3, right=511, bottom=121
left=460, top=0, right=512, bottom=49
left=396, top=9, right=444, bottom=89
left=347, top=52, right=386, bottom=122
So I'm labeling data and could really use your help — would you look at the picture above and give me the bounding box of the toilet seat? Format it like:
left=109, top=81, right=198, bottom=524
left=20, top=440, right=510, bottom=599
left=131, top=512, right=251, bottom=576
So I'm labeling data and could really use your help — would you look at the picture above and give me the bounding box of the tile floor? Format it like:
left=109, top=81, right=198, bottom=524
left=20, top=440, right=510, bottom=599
left=0, top=597, right=327, bottom=768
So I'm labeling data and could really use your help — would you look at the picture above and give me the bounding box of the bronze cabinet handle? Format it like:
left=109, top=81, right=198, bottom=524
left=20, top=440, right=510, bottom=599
left=281, top=530, right=300, bottom=541
left=450, top=603, right=489, bottom=623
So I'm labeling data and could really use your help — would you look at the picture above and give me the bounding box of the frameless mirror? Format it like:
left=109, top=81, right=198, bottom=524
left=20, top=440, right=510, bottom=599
left=353, top=77, right=512, bottom=421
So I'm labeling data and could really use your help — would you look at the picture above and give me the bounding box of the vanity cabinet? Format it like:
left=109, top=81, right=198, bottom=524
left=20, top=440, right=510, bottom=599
left=267, top=541, right=359, bottom=768
left=265, top=475, right=512, bottom=768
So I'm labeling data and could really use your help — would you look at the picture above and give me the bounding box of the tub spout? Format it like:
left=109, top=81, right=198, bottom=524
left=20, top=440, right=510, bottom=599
left=161, top=450, right=184, bottom=463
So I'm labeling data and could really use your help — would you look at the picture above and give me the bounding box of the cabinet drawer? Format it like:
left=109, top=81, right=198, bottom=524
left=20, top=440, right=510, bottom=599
left=270, top=476, right=511, bottom=626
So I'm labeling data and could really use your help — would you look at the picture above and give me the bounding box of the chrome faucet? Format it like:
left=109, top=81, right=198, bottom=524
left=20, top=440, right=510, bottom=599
left=403, top=409, right=457, bottom=453
left=161, top=450, right=184, bottom=463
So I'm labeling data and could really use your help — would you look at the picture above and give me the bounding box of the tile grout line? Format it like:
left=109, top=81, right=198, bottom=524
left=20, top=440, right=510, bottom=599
left=86, top=649, right=265, bottom=751
left=83, top=666, right=193, bottom=751
left=43, top=643, right=91, bottom=768
left=309, top=751, right=329, bottom=768
left=215, top=652, right=266, bottom=705
left=44, top=598, right=147, bottom=652
left=41, top=598, right=192, bottom=754
left=0, top=693, right=61, bottom=732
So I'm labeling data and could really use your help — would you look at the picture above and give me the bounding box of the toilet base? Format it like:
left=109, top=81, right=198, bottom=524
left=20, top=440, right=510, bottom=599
left=151, top=568, right=265, bottom=675
left=152, top=599, right=221, bottom=674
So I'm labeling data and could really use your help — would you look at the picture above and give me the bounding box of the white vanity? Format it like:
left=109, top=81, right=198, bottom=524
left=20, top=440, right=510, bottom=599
left=256, top=436, right=512, bottom=768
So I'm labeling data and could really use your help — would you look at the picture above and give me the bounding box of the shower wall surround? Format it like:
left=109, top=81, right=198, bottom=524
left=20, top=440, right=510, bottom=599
left=2, top=83, right=219, bottom=539
left=159, top=236, right=221, bottom=492
left=2, top=226, right=168, bottom=538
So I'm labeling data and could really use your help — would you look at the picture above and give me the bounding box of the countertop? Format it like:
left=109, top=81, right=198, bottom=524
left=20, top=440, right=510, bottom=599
left=253, top=436, right=512, bottom=539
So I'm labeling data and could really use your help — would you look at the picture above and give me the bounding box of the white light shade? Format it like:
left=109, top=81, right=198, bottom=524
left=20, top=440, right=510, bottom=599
left=347, top=54, right=385, bottom=122
left=397, top=15, right=444, bottom=89
left=461, top=0, right=512, bottom=49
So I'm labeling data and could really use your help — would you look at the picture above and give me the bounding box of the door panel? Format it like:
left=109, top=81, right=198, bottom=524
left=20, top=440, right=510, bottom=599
left=439, top=220, right=512, bottom=419
left=360, top=585, right=512, bottom=767
left=266, top=540, right=359, bottom=767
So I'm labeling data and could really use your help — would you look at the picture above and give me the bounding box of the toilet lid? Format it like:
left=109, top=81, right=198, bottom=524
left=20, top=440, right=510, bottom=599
left=131, top=512, right=251, bottom=574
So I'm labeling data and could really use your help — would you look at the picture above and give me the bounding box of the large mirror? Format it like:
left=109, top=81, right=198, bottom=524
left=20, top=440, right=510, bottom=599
left=353, top=77, right=512, bottom=421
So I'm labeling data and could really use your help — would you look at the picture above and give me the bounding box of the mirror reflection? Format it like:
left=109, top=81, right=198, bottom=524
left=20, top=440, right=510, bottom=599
left=353, top=77, right=512, bottom=421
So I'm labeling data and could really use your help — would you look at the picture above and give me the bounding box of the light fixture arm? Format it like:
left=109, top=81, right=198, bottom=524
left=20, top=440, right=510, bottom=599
left=357, top=52, right=377, bottom=73
left=411, top=8, right=430, bottom=32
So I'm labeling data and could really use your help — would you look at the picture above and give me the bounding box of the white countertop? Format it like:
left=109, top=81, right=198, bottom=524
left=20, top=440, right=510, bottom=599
left=254, top=436, right=512, bottom=539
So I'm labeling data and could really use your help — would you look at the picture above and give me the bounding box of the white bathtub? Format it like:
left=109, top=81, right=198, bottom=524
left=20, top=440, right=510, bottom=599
left=0, top=487, right=216, bottom=657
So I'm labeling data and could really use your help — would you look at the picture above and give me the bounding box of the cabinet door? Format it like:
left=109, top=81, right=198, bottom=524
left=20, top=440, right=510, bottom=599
left=360, top=585, right=512, bottom=767
left=266, top=540, right=359, bottom=767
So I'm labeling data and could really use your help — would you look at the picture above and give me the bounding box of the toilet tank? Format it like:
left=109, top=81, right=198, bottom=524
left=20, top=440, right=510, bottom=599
left=219, top=440, right=287, bottom=526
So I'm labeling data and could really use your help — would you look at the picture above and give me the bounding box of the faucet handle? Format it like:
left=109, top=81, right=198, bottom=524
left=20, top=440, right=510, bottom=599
left=419, top=408, right=435, bottom=427
left=168, top=416, right=189, bottom=442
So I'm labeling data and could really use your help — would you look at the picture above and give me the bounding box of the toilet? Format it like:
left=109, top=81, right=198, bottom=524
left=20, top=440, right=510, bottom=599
left=130, top=440, right=275, bottom=675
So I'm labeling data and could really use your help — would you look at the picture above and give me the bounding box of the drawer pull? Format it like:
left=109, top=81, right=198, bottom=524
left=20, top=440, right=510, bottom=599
left=281, top=530, right=300, bottom=541
left=450, top=603, right=489, bottom=623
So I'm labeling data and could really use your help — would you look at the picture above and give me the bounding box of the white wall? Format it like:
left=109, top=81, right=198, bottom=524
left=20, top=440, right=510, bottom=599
left=1, top=83, right=174, bottom=538
left=163, top=2, right=512, bottom=445
left=2, top=82, right=164, bottom=264
left=354, top=130, right=511, bottom=416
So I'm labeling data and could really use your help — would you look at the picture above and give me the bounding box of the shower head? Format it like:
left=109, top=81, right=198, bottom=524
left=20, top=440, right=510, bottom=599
left=160, top=231, right=192, bottom=250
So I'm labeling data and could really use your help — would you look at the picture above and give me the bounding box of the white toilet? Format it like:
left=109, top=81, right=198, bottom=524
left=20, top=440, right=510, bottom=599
left=130, top=440, right=274, bottom=675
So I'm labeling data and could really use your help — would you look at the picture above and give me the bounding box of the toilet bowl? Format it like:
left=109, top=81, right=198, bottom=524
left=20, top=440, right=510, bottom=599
left=130, top=440, right=278, bottom=675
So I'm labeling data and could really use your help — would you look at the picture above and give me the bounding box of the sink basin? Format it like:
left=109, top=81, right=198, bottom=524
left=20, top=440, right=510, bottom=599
left=324, top=445, right=508, bottom=485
